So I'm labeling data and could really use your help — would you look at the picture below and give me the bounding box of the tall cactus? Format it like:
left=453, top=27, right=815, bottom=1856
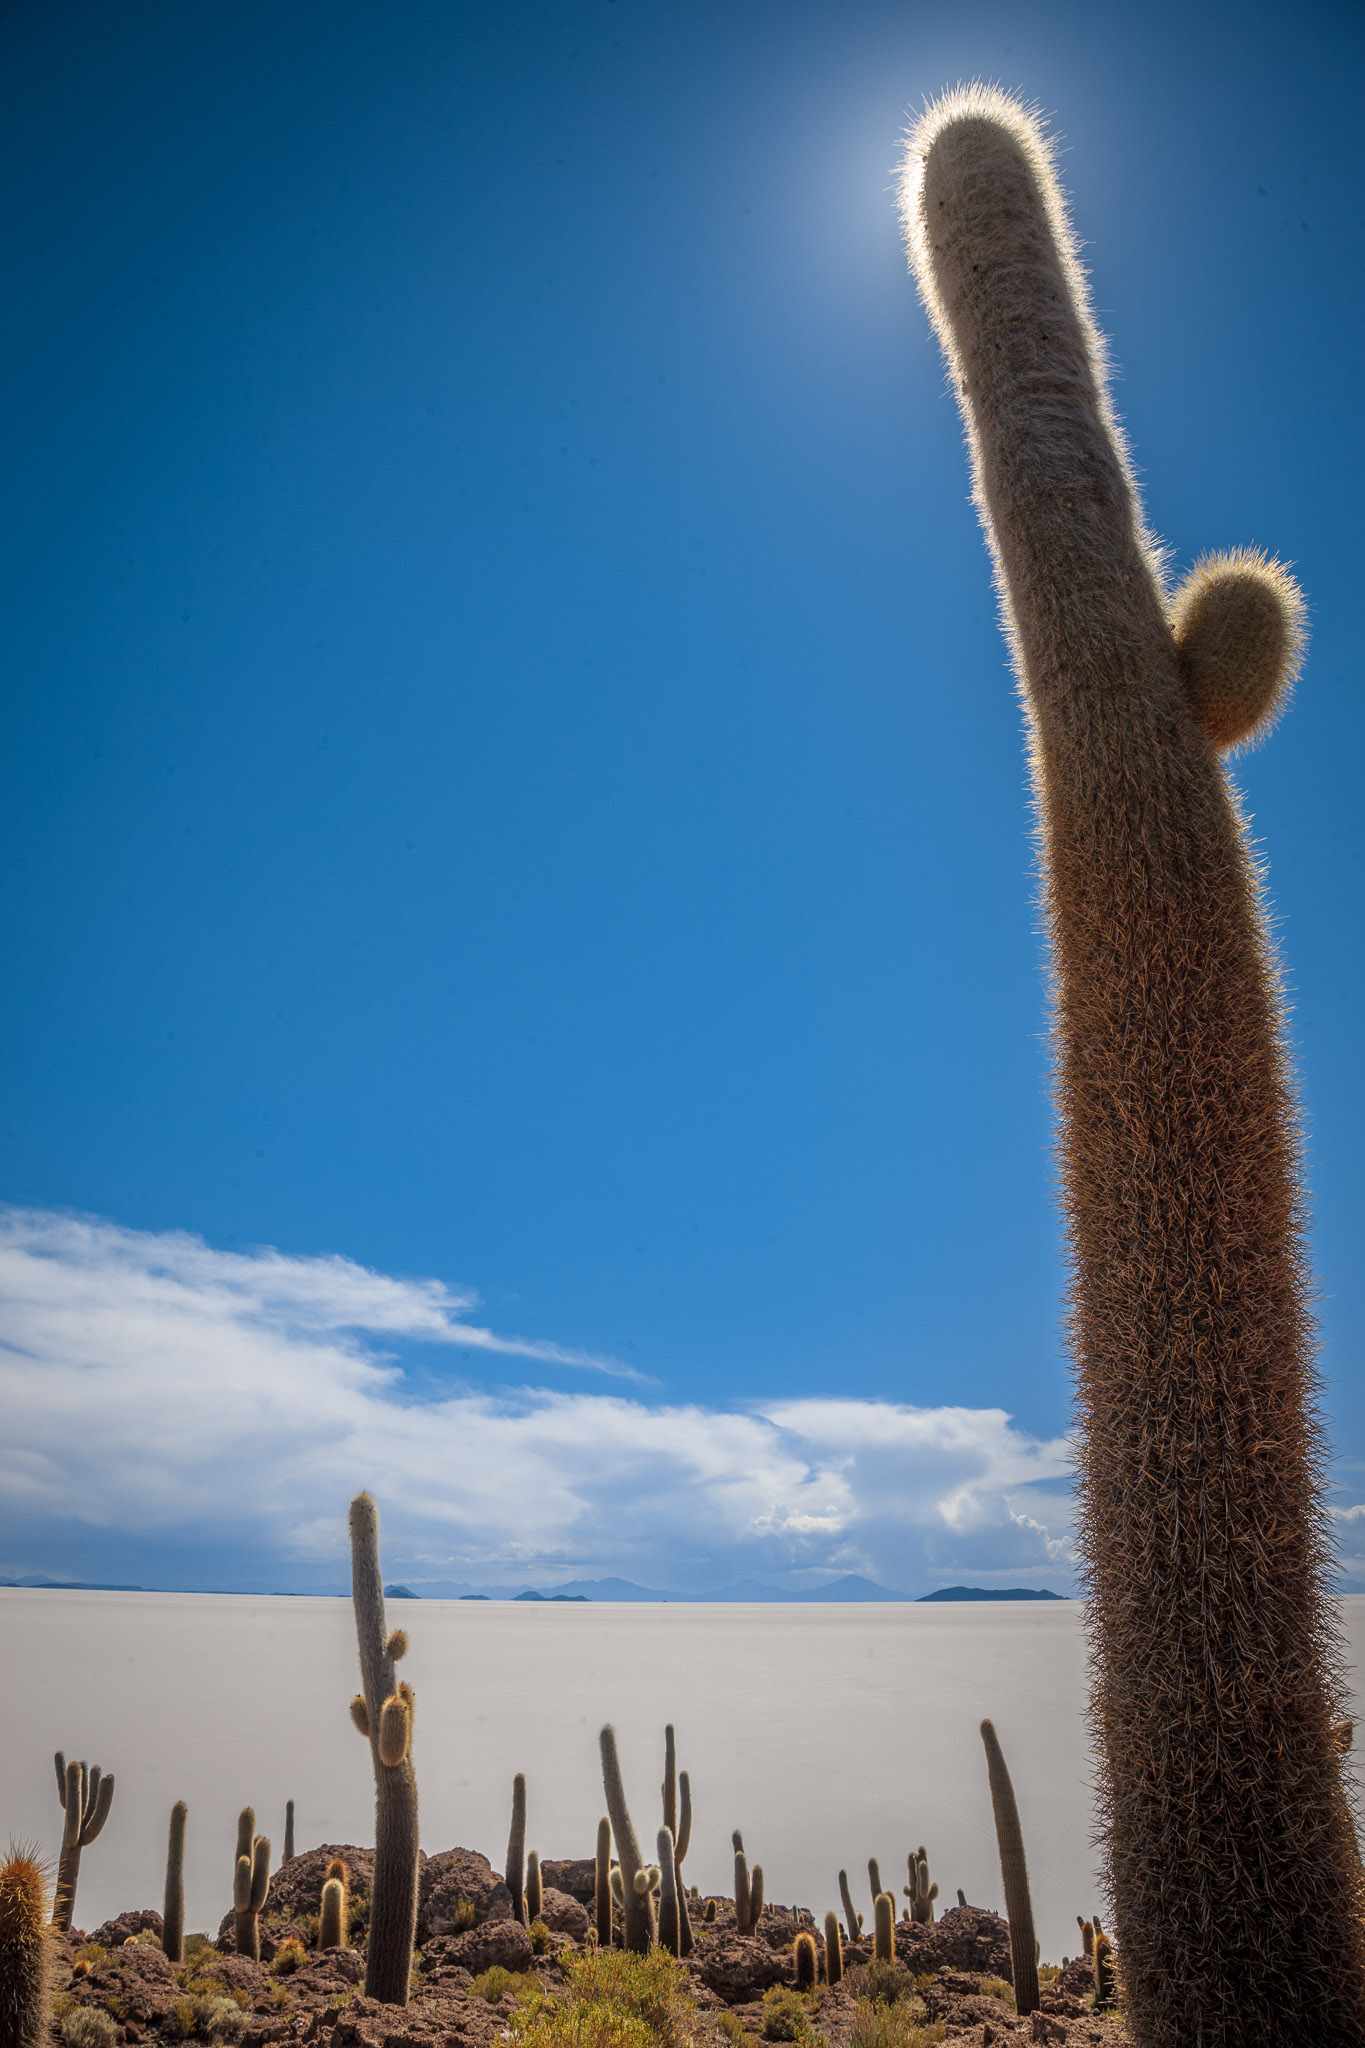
left=594, top=1817, right=613, bottom=1949
left=838, top=1870, right=862, bottom=1943
left=349, top=1491, right=419, bottom=2004
left=506, top=1775, right=527, bottom=1926
left=599, top=1726, right=653, bottom=1954
left=283, top=1801, right=295, bottom=1866
left=823, top=1911, right=842, bottom=1987
left=873, top=1893, right=894, bottom=1963
left=0, top=1848, right=49, bottom=2048
left=656, top=1829, right=681, bottom=1959
left=978, top=1723, right=1039, bottom=2017
left=674, top=1769, right=694, bottom=1956
left=232, top=1815, right=271, bottom=1960
left=162, top=1802, right=187, bottom=1963
left=51, top=1755, right=115, bottom=1932
left=899, top=83, right=1365, bottom=2046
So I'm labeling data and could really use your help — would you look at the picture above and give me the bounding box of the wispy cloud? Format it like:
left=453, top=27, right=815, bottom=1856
left=0, top=1209, right=1075, bottom=1592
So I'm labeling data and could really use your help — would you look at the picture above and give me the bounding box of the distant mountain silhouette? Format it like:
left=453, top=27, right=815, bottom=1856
left=918, top=1586, right=1064, bottom=1602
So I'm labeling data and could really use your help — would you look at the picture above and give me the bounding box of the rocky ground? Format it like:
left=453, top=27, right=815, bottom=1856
left=53, top=1846, right=1128, bottom=2048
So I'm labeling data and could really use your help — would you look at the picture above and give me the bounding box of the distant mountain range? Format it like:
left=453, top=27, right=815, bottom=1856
left=0, top=1569, right=1073, bottom=1602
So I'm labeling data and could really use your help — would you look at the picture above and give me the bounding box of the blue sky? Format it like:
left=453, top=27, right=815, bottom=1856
left=2, top=0, right=1363, bottom=1594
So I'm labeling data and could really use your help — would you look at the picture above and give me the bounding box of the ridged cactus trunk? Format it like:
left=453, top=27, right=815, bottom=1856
left=656, top=1829, right=681, bottom=1959
left=594, top=1817, right=612, bottom=1949
left=505, top=1776, right=526, bottom=1926
left=0, top=1850, right=49, bottom=2048
left=349, top=1491, right=419, bottom=2005
left=901, top=85, right=1365, bottom=2045
left=674, top=1769, right=693, bottom=1956
left=978, top=1723, right=1039, bottom=2018
left=51, top=1755, right=115, bottom=1932
left=283, top=1801, right=295, bottom=1866
left=599, top=1726, right=653, bottom=1955
left=162, top=1803, right=187, bottom=1964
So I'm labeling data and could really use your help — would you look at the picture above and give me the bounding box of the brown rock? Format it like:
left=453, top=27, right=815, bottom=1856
left=420, top=1919, right=533, bottom=1976
left=68, top=1944, right=177, bottom=2025
left=535, top=1888, right=588, bottom=1940
left=259, top=1846, right=377, bottom=1925
left=694, top=1935, right=789, bottom=2004
left=89, top=1911, right=164, bottom=1949
left=417, top=1849, right=512, bottom=1942
left=538, top=1858, right=595, bottom=1906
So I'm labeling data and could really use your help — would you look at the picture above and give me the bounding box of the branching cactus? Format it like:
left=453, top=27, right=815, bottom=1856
left=232, top=1814, right=271, bottom=1960
left=51, top=1754, right=115, bottom=1932
left=899, top=84, right=1365, bottom=2046
left=978, top=1723, right=1039, bottom=2018
left=600, top=1726, right=653, bottom=1954
left=873, top=1893, right=894, bottom=1963
left=162, top=1802, right=187, bottom=1963
left=594, top=1818, right=613, bottom=1949
left=656, top=1829, right=681, bottom=1959
left=0, top=1848, right=50, bottom=2048
left=823, top=1911, right=842, bottom=1986
left=349, top=1491, right=419, bottom=2004
left=904, top=1847, right=938, bottom=1926
left=319, top=1859, right=350, bottom=1951
left=838, top=1870, right=862, bottom=1944
left=506, top=1776, right=527, bottom=1926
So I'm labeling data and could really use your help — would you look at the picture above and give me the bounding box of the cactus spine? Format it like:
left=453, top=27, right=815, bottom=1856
left=283, top=1801, right=295, bottom=1866
left=823, top=1910, right=842, bottom=1986
left=656, top=1829, right=681, bottom=1959
left=162, top=1802, right=187, bottom=1963
left=733, top=1832, right=751, bottom=1933
left=873, top=1893, right=894, bottom=1963
left=794, top=1931, right=817, bottom=1990
left=0, top=1849, right=49, bottom=2048
left=600, top=1725, right=653, bottom=1954
left=899, top=85, right=1365, bottom=2046
left=506, top=1775, right=527, bottom=1926
left=51, top=1755, right=115, bottom=1932
left=978, top=1723, right=1039, bottom=2018
left=319, top=1860, right=350, bottom=1950
left=594, top=1818, right=613, bottom=1948
left=349, top=1491, right=419, bottom=2005
left=838, top=1870, right=862, bottom=1943
left=232, top=1819, right=271, bottom=1960
left=525, top=1850, right=542, bottom=1925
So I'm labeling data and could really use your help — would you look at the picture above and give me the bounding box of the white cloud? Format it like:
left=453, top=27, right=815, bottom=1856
left=0, top=1209, right=1076, bottom=1591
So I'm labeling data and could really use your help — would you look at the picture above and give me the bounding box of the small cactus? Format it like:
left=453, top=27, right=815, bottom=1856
left=0, top=1847, right=50, bottom=2048
left=1093, top=1931, right=1116, bottom=2011
left=594, top=1817, right=613, bottom=1949
left=794, top=1932, right=817, bottom=1991
left=873, top=1893, right=894, bottom=1963
left=1077, top=1917, right=1094, bottom=1960
left=703, top=1899, right=717, bottom=1923
left=283, top=1801, right=295, bottom=1866
left=903, top=1847, right=938, bottom=1926
left=749, top=1867, right=764, bottom=1927
left=506, top=1776, right=527, bottom=1926
left=838, top=1870, right=863, bottom=1943
left=51, top=1755, right=115, bottom=1933
left=162, top=1803, right=187, bottom=1964
left=319, top=1860, right=350, bottom=1951
left=823, top=1911, right=842, bottom=1986
left=525, top=1851, right=542, bottom=1925
left=232, top=1822, right=271, bottom=1960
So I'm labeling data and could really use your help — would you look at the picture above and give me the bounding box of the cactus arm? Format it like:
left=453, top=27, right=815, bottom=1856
left=656, top=1828, right=681, bottom=1958
left=594, top=1817, right=613, bottom=1949
left=235, top=1809, right=255, bottom=1866
left=249, top=1836, right=271, bottom=1915
left=675, top=1769, right=691, bottom=1867
left=349, top=1491, right=419, bottom=2005
left=838, top=1869, right=862, bottom=1942
left=54, top=1753, right=66, bottom=1806
left=506, top=1774, right=527, bottom=1926
left=162, top=1802, right=187, bottom=1963
left=732, top=1832, right=750, bottom=1934
left=80, top=1774, right=114, bottom=1847
left=61, top=1765, right=84, bottom=1851
left=661, top=1726, right=677, bottom=1840
left=979, top=1722, right=1040, bottom=2018
left=866, top=1859, right=881, bottom=1912
left=599, top=1725, right=651, bottom=1954
left=900, top=85, right=1365, bottom=2046
left=749, top=1866, right=764, bottom=1925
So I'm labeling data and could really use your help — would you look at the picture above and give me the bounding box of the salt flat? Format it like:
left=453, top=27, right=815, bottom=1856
left=4, top=1589, right=1363, bottom=1966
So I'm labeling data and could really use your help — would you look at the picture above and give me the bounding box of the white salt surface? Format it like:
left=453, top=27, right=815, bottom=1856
left=4, top=1590, right=1364, bottom=1967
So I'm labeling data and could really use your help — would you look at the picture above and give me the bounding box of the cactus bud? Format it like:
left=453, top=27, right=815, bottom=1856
left=385, top=1629, right=408, bottom=1661
left=349, top=1695, right=369, bottom=1737
left=378, top=1692, right=411, bottom=1768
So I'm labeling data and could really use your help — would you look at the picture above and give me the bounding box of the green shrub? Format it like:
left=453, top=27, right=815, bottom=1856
left=714, top=2014, right=746, bottom=2045
left=977, top=1978, right=1015, bottom=2009
left=529, top=1919, right=552, bottom=1956
left=74, top=1946, right=107, bottom=1968
left=180, top=1937, right=217, bottom=1969
left=472, top=1966, right=534, bottom=2005
left=454, top=1897, right=477, bottom=1932
left=846, top=1961, right=916, bottom=2006
left=759, top=1987, right=812, bottom=2042
left=60, top=2009, right=119, bottom=2048
left=846, top=2003, right=943, bottom=2048
left=513, top=1948, right=697, bottom=2048
left=270, top=1941, right=307, bottom=1977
